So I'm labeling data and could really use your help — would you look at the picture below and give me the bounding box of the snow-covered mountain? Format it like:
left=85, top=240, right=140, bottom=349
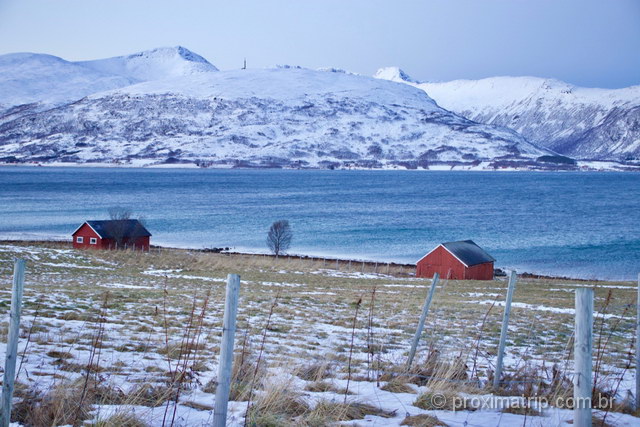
left=0, top=53, right=136, bottom=107
left=0, top=46, right=216, bottom=109
left=0, top=48, right=573, bottom=169
left=373, top=67, right=419, bottom=84
left=78, top=46, right=218, bottom=82
left=374, top=67, right=640, bottom=161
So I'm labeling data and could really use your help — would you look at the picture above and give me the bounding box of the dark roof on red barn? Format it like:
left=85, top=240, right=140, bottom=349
left=73, top=220, right=151, bottom=239
left=441, top=240, right=495, bottom=267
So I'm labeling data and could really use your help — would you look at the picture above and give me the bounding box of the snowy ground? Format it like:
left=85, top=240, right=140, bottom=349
left=0, top=243, right=637, bottom=426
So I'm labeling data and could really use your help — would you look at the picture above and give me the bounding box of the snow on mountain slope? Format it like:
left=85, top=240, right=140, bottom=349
left=373, top=66, right=419, bottom=84
left=0, top=53, right=136, bottom=107
left=0, top=66, right=558, bottom=169
left=78, top=46, right=218, bottom=82
left=374, top=68, right=640, bottom=161
left=0, top=47, right=218, bottom=111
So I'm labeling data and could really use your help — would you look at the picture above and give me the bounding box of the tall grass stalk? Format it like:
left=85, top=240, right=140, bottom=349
left=168, top=288, right=212, bottom=427
left=601, top=334, right=635, bottom=426
left=366, top=286, right=377, bottom=382
left=470, top=298, right=496, bottom=381
left=77, top=291, right=109, bottom=422
left=244, top=291, right=280, bottom=427
left=163, top=291, right=198, bottom=427
left=345, top=295, right=363, bottom=402
left=17, top=295, right=44, bottom=379
left=593, top=290, right=613, bottom=389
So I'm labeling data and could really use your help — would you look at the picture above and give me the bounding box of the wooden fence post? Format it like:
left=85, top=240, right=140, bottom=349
left=493, top=270, right=517, bottom=389
left=361, top=261, right=365, bottom=273
left=636, top=273, right=640, bottom=411
left=336, top=259, right=339, bottom=270
left=1, top=259, right=26, bottom=427
left=574, top=288, right=593, bottom=427
left=406, top=273, right=440, bottom=369
left=348, top=260, right=351, bottom=271
left=213, top=274, right=241, bottom=427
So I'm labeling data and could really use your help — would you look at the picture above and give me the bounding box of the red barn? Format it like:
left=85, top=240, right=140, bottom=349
left=72, top=220, right=151, bottom=251
left=416, top=240, right=495, bottom=280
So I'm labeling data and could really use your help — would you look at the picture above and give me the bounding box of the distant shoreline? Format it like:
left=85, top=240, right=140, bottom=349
left=1, top=160, right=639, bottom=172
left=0, top=238, right=624, bottom=283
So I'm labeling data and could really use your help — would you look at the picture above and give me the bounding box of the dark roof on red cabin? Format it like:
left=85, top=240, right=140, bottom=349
left=441, top=240, right=495, bottom=267
left=73, top=220, right=151, bottom=239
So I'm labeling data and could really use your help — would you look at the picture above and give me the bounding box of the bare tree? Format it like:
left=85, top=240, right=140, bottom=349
left=266, top=220, right=292, bottom=257
left=108, top=207, right=132, bottom=221
left=106, top=207, right=146, bottom=249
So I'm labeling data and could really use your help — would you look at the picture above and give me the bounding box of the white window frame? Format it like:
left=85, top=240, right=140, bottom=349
left=76, top=236, right=83, bottom=243
left=90, top=237, right=97, bottom=245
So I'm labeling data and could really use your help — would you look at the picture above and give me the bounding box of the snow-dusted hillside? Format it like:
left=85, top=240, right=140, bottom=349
left=0, top=53, right=136, bottom=107
left=374, top=67, right=640, bottom=161
left=0, top=48, right=570, bottom=169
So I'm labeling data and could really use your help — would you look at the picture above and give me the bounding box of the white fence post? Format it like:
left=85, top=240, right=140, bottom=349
left=406, top=273, right=440, bottom=369
left=1, top=259, right=26, bottom=427
left=493, top=270, right=517, bottom=388
left=574, top=288, right=593, bottom=427
left=213, top=274, right=241, bottom=427
left=635, top=273, right=639, bottom=411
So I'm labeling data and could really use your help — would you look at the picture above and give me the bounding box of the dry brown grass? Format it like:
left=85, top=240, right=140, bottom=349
left=414, top=391, right=467, bottom=411
left=12, top=381, right=94, bottom=426
left=245, top=377, right=310, bottom=426
left=380, top=378, right=417, bottom=394
left=304, top=400, right=395, bottom=423
left=587, top=415, right=617, bottom=427
left=204, top=348, right=266, bottom=401
left=401, top=414, right=449, bottom=427
left=94, top=411, right=149, bottom=427
left=501, top=405, right=542, bottom=416
left=304, top=380, right=344, bottom=393
left=380, top=351, right=473, bottom=394
left=296, top=360, right=333, bottom=382
left=126, top=383, right=174, bottom=407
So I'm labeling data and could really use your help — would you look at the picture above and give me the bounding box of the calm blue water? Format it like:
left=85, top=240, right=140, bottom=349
left=0, top=167, right=638, bottom=280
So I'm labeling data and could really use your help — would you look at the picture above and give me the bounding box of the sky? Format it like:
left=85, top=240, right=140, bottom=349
left=1, top=0, right=639, bottom=88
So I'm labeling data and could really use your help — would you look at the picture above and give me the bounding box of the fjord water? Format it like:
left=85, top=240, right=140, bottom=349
left=0, top=167, right=638, bottom=280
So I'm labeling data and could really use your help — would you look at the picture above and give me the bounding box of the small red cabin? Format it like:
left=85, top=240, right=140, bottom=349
left=72, top=220, right=151, bottom=251
left=416, top=240, right=495, bottom=280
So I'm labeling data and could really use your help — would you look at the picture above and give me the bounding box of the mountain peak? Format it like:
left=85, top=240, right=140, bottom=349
left=77, top=46, right=218, bottom=82
left=373, top=67, right=418, bottom=84
left=129, top=46, right=213, bottom=66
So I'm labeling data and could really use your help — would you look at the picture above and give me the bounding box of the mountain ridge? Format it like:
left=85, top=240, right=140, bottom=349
left=373, top=67, right=640, bottom=161
left=0, top=47, right=632, bottom=170
left=0, top=55, right=559, bottom=169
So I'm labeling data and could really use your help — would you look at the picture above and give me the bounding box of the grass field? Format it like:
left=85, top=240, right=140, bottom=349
left=0, top=242, right=638, bottom=426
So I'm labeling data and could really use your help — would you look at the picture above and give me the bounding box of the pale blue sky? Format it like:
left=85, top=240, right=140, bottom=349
left=1, top=0, right=638, bottom=88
